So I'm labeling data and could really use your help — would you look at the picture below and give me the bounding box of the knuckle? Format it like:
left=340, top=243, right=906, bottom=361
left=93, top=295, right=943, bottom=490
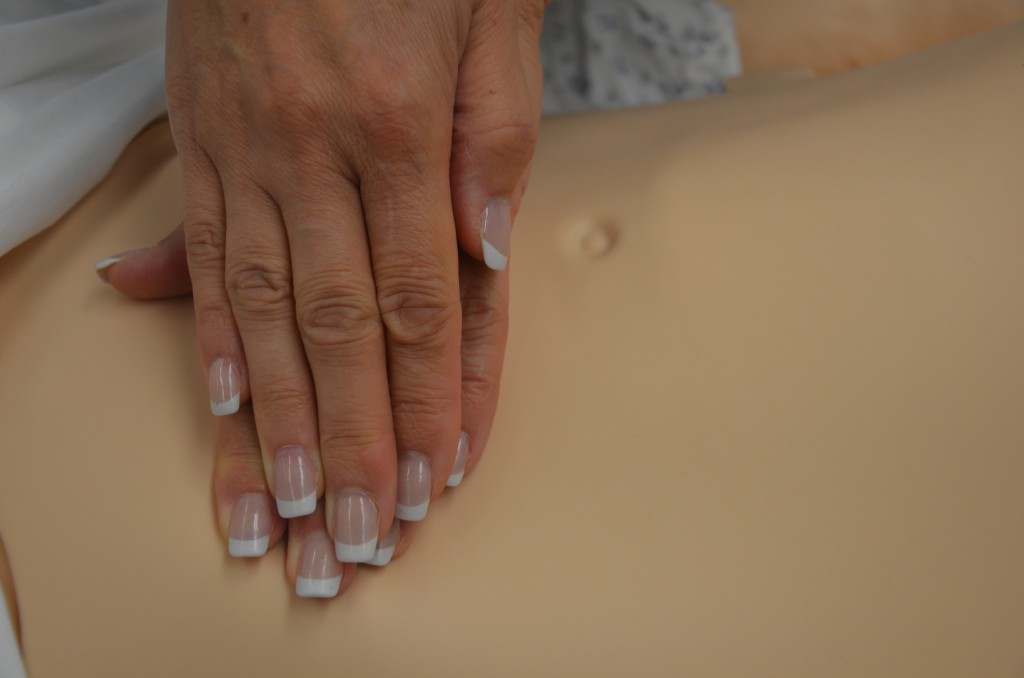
left=390, top=392, right=461, bottom=448
left=355, top=78, right=433, bottom=151
left=461, top=369, right=497, bottom=411
left=184, top=220, right=225, bottom=269
left=478, top=119, right=538, bottom=167
left=377, top=277, right=460, bottom=350
left=319, top=430, right=393, bottom=477
left=251, top=72, right=335, bottom=164
left=254, top=379, right=311, bottom=421
left=261, top=71, right=326, bottom=132
left=193, top=296, right=235, bottom=336
left=295, top=279, right=381, bottom=351
left=391, top=394, right=456, bottom=430
left=226, top=257, right=293, bottom=314
left=460, top=291, right=509, bottom=345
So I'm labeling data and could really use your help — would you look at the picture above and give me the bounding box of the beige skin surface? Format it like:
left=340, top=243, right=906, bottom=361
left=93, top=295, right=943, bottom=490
left=730, top=0, right=1024, bottom=74
left=1, top=21, right=1024, bottom=678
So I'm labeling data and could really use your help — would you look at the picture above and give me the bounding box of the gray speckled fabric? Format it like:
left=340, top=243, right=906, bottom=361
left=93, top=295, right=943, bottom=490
left=541, top=0, right=742, bottom=115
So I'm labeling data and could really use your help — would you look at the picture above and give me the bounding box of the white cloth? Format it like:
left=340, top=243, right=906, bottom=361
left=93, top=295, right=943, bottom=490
left=0, top=585, right=25, bottom=678
left=0, top=0, right=166, bottom=258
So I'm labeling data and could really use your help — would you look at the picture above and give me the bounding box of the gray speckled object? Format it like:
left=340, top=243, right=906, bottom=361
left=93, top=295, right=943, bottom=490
left=541, top=0, right=742, bottom=115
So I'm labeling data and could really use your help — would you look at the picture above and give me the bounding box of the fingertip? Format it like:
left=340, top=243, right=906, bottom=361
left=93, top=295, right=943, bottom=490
left=287, top=508, right=356, bottom=599
left=95, top=249, right=149, bottom=283
left=101, top=245, right=192, bottom=300
left=480, top=197, right=511, bottom=271
left=391, top=520, right=419, bottom=562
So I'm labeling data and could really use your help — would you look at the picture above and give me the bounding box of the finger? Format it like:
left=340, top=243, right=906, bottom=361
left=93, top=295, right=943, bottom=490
left=450, top=0, right=545, bottom=271
left=364, top=518, right=401, bottom=567
left=278, top=174, right=396, bottom=562
left=213, top=401, right=287, bottom=558
left=359, top=102, right=463, bottom=524
left=391, top=520, right=419, bottom=563
left=97, top=224, right=192, bottom=299
left=449, top=250, right=510, bottom=486
left=284, top=502, right=358, bottom=599
left=222, top=178, right=323, bottom=520
left=179, top=148, right=250, bottom=416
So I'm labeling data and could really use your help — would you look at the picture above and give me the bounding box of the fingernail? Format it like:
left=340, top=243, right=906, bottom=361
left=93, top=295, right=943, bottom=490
left=481, top=197, right=510, bottom=271
left=273, top=446, right=316, bottom=518
left=446, top=431, right=470, bottom=487
left=334, top=488, right=377, bottom=563
left=94, top=248, right=147, bottom=282
left=296, top=532, right=342, bottom=598
left=228, top=494, right=273, bottom=558
left=209, top=358, right=240, bottom=416
left=396, top=451, right=431, bottom=521
left=367, top=519, right=400, bottom=567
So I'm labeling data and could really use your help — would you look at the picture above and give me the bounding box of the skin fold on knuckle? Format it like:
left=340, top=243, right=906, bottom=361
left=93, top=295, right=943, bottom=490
left=377, top=279, right=461, bottom=353
left=294, top=281, right=382, bottom=353
left=460, top=288, right=509, bottom=343
left=193, top=297, right=238, bottom=345
left=252, top=378, right=313, bottom=424
left=390, top=392, right=461, bottom=446
left=460, top=367, right=498, bottom=412
left=225, top=257, right=294, bottom=322
left=318, top=430, right=394, bottom=481
left=463, top=118, right=538, bottom=174
left=183, top=219, right=226, bottom=269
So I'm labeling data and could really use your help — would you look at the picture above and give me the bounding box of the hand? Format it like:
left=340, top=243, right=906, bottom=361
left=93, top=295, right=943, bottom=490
left=151, top=0, right=544, bottom=564
left=101, top=219, right=509, bottom=592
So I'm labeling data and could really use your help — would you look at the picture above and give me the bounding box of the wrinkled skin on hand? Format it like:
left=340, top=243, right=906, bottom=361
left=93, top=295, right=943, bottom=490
left=156, top=0, right=545, bottom=585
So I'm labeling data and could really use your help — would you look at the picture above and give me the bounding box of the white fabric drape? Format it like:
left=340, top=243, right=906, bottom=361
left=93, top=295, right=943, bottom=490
left=0, top=0, right=166, bottom=257
left=0, top=584, right=25, bottom=678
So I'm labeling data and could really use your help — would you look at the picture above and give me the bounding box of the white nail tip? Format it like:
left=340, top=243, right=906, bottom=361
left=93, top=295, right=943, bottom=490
left=210, top=393, right=240, bottom=417
left=446, top=471, right=465, bottom=488
left=228, top=535, right=269, bottom=558
left=367, top=545, right=395, bottom=567
left=93, top=256, right=124, bottom=275
left=276, top=493, right=316, bottom=519
left=94, top=249, right=147, bottom=280
left=482, top=240, right=508, bottom=271
left=395, top=500, right=429, bottom=522
left=335, top=538, right=377, bottom=563
left=296, top=576, right=342, bottom=598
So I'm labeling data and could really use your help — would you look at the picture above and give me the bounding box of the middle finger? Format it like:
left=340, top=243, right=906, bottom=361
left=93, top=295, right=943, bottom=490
left=277, top=172, right=397, bottom=564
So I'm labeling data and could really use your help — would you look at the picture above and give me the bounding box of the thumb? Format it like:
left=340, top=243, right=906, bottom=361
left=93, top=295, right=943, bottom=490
left=450, top=0, right=545, bottom=271
left=95, top=223, right=192, bottom=299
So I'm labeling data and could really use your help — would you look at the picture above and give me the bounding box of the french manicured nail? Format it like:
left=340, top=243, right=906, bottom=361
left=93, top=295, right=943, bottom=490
left=447, top=431, right=470, bottom=487
left=396, top=451, right=431, bottom=521
left=296, top=532, right=342, bottom=598
left=94, top=248, right=147, bottom=282
left=367, top=520, right=400, bottom=567
left=481, top=197, right=510, bottom=271
left=209, top=358, right=240, bottom=416
left=228, top=494, right=273, bottom=558
left=273, top=446, right=316, bottom=518
left=334, top=488, right=377, bottom=563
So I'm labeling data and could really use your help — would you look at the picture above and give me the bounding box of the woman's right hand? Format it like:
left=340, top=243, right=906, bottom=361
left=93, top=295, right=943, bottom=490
left=100, top=218, right=512, bottom=594
left=153, top=0, right=543, bottom=567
